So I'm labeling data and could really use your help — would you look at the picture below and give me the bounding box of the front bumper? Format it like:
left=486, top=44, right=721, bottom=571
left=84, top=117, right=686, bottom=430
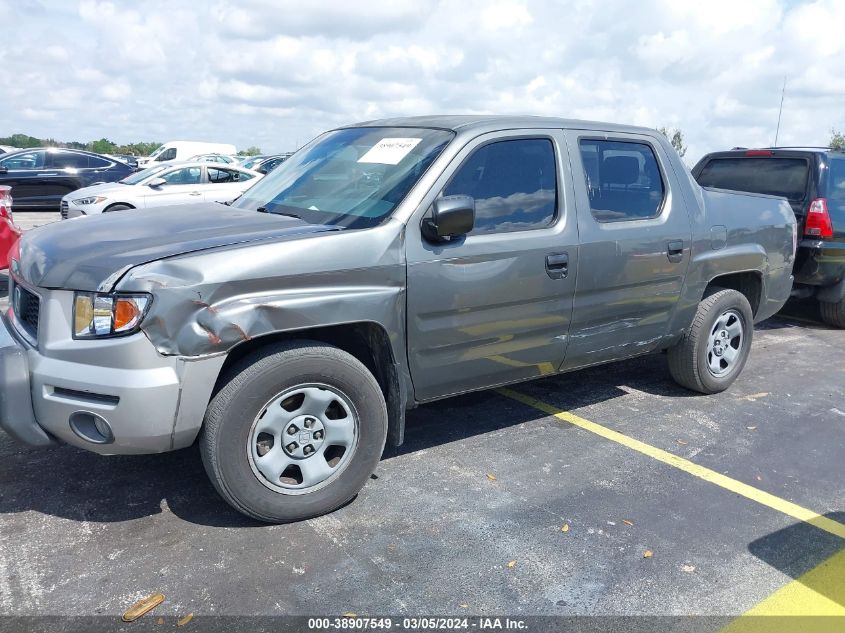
left=0, top=284, right=224, bottom=455
left=61, top=199, right=92, bottom=219
left=0, top=313, right=57, bottom=446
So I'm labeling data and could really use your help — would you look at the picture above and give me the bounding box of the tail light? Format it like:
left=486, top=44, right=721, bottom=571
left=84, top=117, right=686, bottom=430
left=804, top=198, right=833, bottom=239
left=0, top=186, right=13, bottom=222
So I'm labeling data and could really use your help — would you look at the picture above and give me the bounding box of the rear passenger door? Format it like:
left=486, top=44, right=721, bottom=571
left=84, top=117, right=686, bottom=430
left=45, top=150, right=91, bottom=202
left=561, top=132, right=692, bottom=370
left=406, top=131, right=578, bottom=401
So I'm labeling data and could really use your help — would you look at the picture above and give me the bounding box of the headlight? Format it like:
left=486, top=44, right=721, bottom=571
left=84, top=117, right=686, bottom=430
left=72, top=196, right=107, bottom=206
left=73, top=293, right=151, bottom=339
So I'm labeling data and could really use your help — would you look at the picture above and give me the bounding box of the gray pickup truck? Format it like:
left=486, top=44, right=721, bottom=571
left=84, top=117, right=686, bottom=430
left=0, top=116, right=796, bottom=522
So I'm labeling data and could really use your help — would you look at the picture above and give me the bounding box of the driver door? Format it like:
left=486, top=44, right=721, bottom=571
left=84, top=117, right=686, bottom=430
left=405, top=130, right=578, bottom=401
left=143, top=165, right=204, bottom=207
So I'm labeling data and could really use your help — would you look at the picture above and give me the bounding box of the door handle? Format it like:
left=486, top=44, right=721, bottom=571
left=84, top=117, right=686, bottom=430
left=189, top=192, right=202, bottom=196
left=667, top=240, right=684, bottom=263
left=545, top=252, right=569, bottom=279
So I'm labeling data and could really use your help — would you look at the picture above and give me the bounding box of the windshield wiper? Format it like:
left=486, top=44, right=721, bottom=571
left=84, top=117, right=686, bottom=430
left=257, top=206, right=304, bottom=220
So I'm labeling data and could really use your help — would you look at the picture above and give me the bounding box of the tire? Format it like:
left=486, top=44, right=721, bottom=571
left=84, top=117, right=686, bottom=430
left=668, top=288, right=754, bottom=394
left=820, top=298, right=845, bottom=328
left=200, top=340, right=388, bottom=523
left=103, top=203, right=133, bottom=212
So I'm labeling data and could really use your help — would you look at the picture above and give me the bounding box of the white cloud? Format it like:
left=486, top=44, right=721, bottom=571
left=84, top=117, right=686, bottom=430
left=481, top=2, right=533, bottom=31
left=0, top=0, right=843, bottom=162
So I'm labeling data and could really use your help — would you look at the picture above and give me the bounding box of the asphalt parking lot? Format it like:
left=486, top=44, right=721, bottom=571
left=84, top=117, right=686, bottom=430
left=1, top=212, right=844, bottom=627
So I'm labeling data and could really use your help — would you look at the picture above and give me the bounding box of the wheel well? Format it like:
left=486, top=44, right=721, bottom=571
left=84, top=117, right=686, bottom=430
left=705, top=271, right=762, bottom=316
left=104, top=202, right=135, bottom=212
left=216, top=322, right=406, bottom=446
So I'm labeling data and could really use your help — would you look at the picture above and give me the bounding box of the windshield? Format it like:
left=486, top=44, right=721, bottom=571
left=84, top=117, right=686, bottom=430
left=232, top=127, right=454, bottom=229
left=120, top=164, right=169, bottom=185
left=148, top=145, right=165, bottom=159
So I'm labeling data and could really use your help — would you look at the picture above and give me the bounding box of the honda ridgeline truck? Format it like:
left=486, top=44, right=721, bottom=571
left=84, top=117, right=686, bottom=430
left=0, top=116, right=796, bottom=522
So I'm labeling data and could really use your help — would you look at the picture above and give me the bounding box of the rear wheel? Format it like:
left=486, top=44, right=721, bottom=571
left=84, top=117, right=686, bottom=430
left=820, top=298, right=845, bottom=328
left=199, top=340, right=387, bottom=523
left=668, top=288, right=753, bottom=394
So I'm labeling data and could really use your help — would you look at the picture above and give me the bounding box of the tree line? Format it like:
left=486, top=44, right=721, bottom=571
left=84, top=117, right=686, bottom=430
left=0, top=133, right=262, bottom=157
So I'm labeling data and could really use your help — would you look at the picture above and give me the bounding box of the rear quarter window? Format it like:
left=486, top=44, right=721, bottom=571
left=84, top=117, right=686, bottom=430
left=696, top=157, right=809, bottom=201
left=826, top=159, right=845, bottom=201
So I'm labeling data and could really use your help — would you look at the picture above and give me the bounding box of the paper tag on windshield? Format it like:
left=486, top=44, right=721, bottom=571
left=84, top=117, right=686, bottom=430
left=358, top=138, right=422, bottom=165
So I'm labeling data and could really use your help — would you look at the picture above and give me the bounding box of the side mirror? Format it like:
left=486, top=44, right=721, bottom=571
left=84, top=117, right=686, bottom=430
left=422, top=195, right=475, bottom=241
left=147, top=177, right=167, bottom=188
left=0, top=166, right=7, bottom=175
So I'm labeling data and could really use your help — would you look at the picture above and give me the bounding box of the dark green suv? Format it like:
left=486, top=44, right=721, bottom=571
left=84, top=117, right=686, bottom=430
left=693, top=147, right=845, bottom=327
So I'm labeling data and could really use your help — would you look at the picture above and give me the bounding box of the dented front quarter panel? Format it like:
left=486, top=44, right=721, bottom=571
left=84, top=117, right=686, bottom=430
left=115, top=220, right=408, bottom=366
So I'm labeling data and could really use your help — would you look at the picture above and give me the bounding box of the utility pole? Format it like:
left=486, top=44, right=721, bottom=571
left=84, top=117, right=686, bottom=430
left=774, top=76, right=786, bottom=147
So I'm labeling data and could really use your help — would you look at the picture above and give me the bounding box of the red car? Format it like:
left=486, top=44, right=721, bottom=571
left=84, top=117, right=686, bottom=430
left=0, top=185, right=21, bottom=270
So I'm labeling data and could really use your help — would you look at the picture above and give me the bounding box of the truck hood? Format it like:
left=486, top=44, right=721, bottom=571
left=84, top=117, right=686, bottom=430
left=18, top=203, right=337, bottom=291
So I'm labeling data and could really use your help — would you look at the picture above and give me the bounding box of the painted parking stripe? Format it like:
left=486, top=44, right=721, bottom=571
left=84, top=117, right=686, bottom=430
left=498, top=387, right=845, bottom=622
left=719, top=548, right=845, bottom=627
left=497, top=387, right=845, bottom=540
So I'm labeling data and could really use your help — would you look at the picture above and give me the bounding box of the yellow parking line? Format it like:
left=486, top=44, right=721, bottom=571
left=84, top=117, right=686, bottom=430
left=497, top=388, right=845, bottom=540
left=718, top=548, right=845, bottom=631
left=497, top=388, right=845, bottom=624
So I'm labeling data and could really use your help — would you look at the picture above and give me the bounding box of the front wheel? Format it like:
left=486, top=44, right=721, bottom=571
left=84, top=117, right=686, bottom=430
left=200, top=341, right=388, bottom=523
left=668, top=288, right=753, bottom=394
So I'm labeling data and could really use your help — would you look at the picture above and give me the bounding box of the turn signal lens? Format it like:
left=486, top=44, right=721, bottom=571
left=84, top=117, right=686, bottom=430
left=113, top=297, right=146, bottom=333
left=73, top=292, right=151, bottom=339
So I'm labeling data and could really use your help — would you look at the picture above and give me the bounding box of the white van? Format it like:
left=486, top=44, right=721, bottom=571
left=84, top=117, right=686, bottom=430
left=138, top=141, right=237, bottom=168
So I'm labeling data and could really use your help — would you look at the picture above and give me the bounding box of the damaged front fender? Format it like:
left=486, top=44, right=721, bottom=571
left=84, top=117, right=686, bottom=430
left=114, top=223, right=408, bottom=361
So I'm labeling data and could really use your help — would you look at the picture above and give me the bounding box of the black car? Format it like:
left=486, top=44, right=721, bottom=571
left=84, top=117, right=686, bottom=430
left=0, top=148, right=135, bottom=211
left=692, top=147, right=845, bottom=326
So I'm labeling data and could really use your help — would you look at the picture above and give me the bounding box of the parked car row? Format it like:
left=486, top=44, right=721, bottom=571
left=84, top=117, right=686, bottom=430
left=0, top=143, right=292, bottom=214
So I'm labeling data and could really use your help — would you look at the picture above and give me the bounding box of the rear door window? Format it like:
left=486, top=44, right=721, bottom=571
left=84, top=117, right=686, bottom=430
left=208, top=167, right=242, bottom=183
left=89, top=155, right=113, bottom=168
left=50, top=151, right=89, bottom=169
left=696, top=157, right=809, bottom=201
left=578, top=139, right=665, bottom=222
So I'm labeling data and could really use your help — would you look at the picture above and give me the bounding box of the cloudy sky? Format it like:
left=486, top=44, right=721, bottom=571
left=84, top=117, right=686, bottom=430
left=2, top=0, right=843, bottom=162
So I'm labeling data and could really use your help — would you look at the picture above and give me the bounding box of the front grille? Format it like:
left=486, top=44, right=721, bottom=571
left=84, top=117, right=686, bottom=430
left=60, top=200, right=69, bottom=219
left=13, top=284, right=40, bottom=341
